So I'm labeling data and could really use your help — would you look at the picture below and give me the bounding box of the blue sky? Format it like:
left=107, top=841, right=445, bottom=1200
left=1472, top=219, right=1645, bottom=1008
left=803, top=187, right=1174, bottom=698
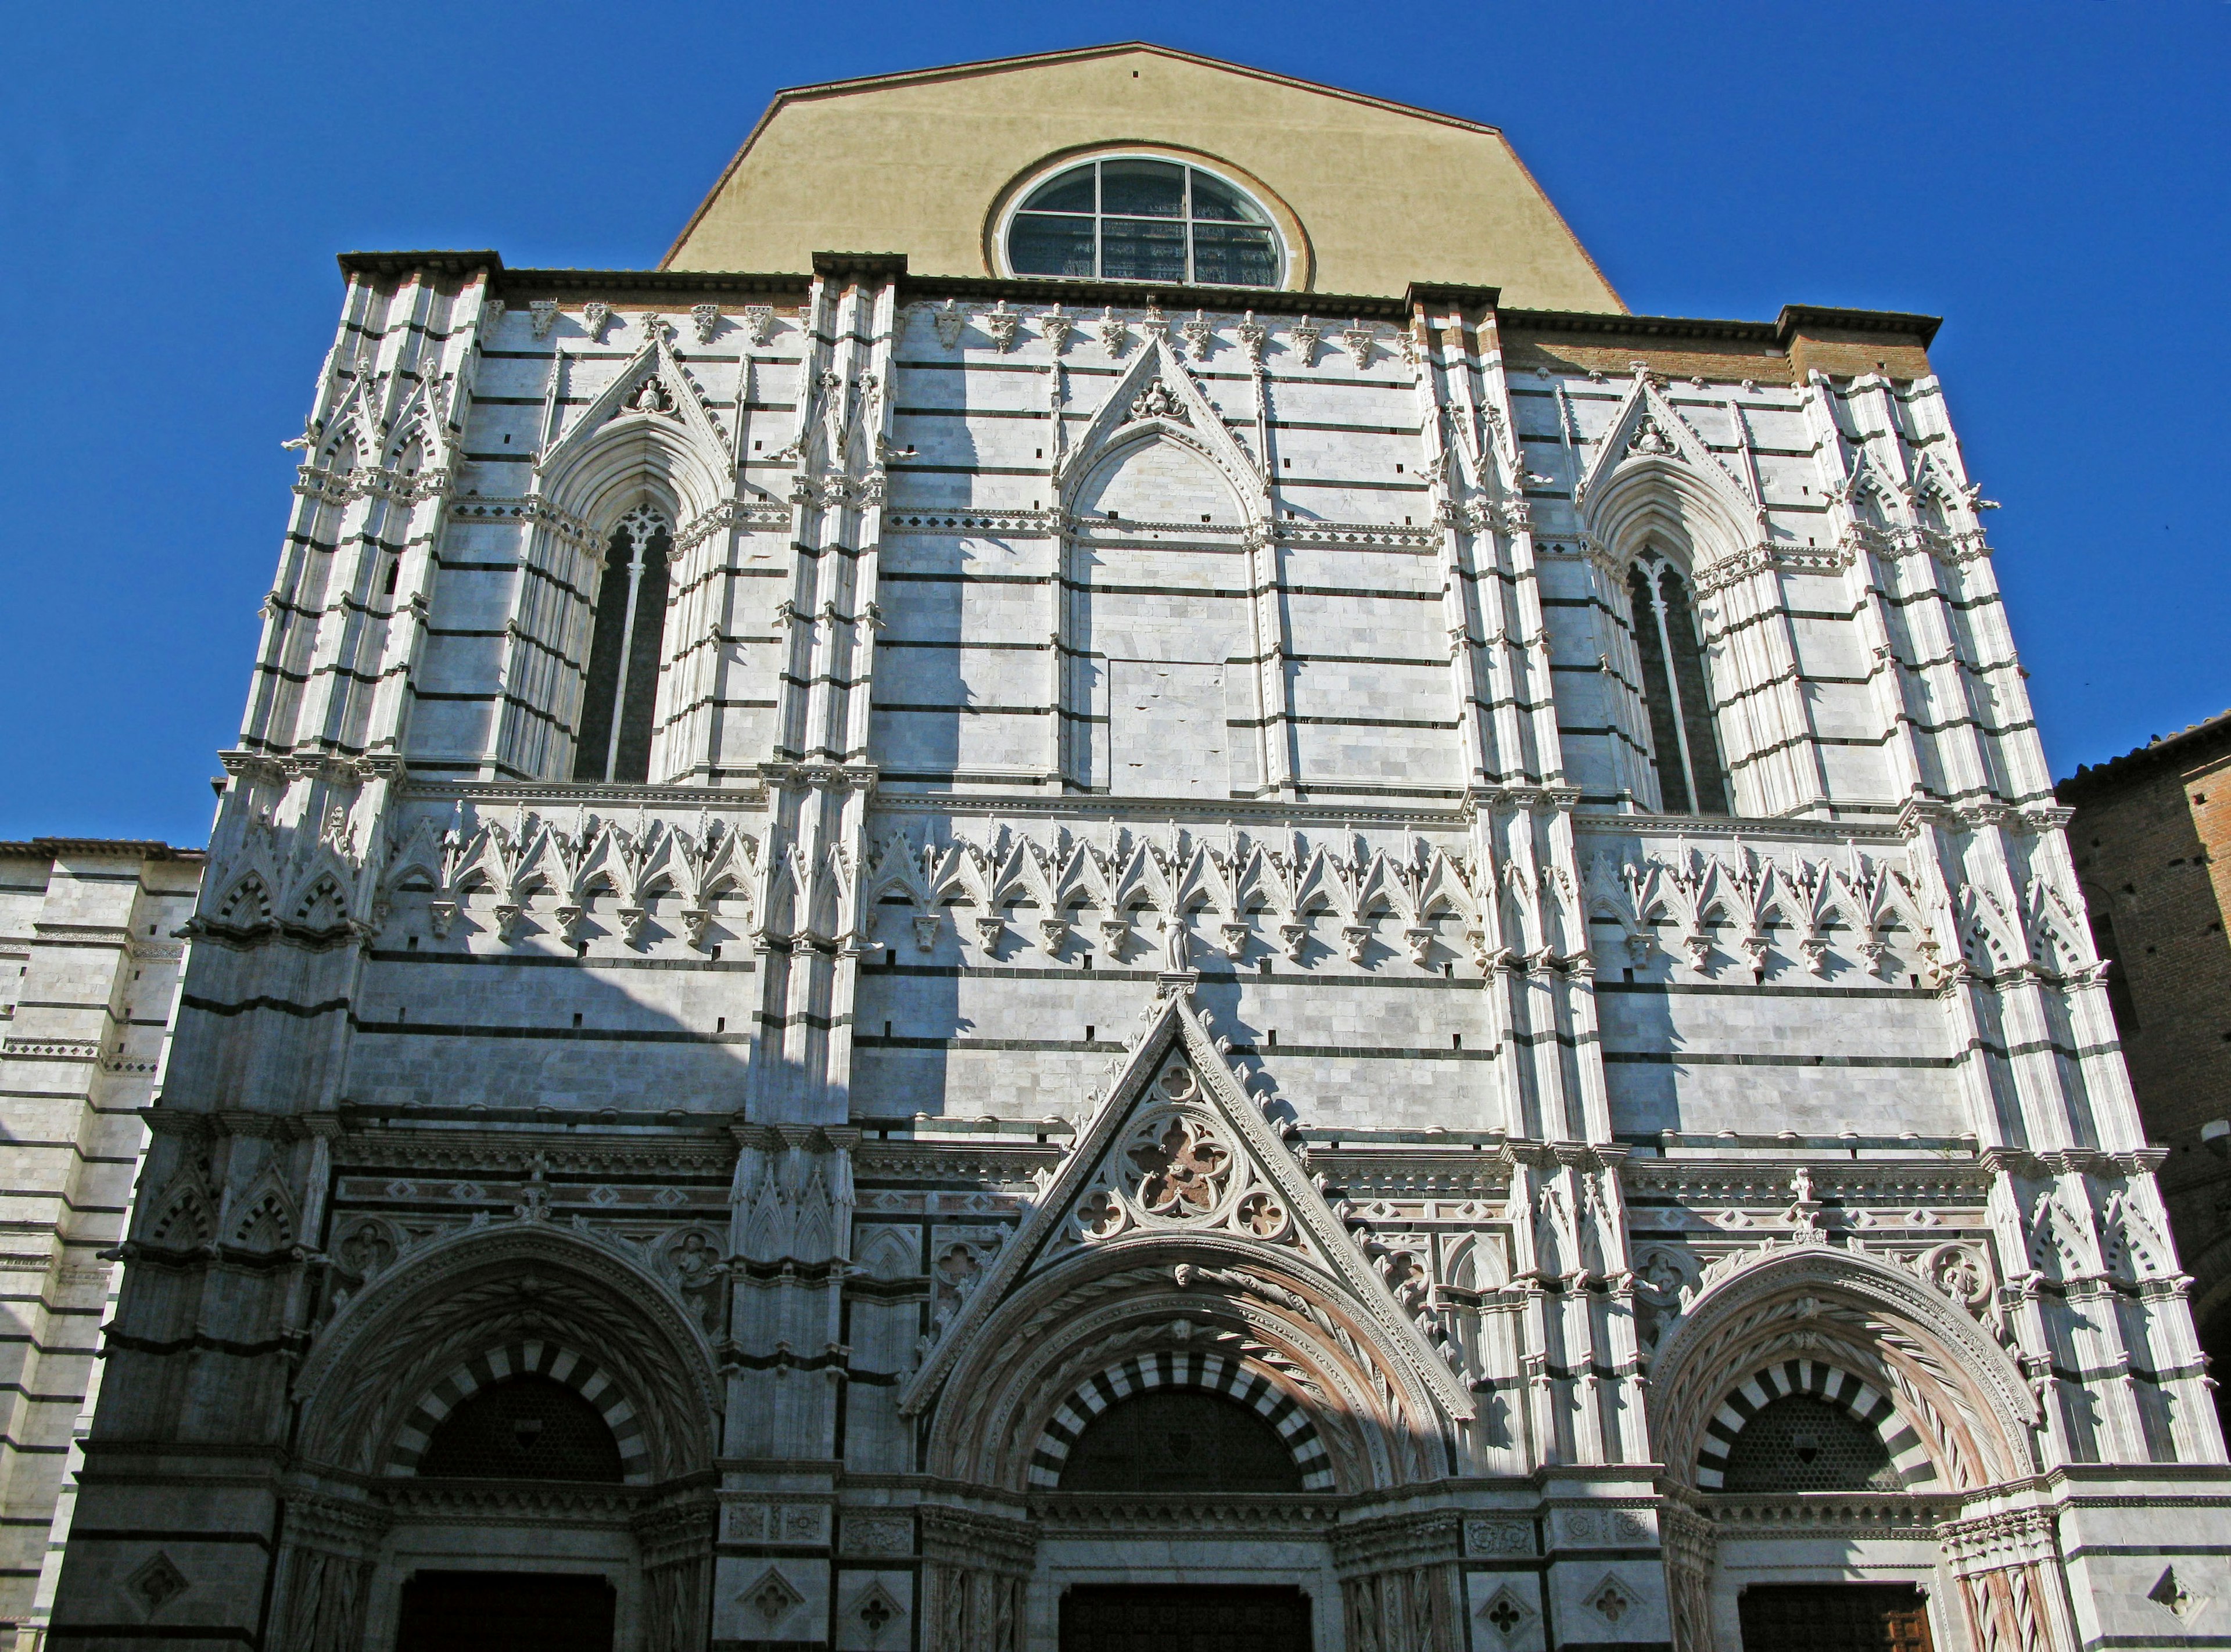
left=3, top=2, right=2225, bottom=845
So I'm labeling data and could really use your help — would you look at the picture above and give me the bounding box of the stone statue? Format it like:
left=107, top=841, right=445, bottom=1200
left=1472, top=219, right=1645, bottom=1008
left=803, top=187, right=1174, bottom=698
left=1163, top=914, right=1191, bottom=972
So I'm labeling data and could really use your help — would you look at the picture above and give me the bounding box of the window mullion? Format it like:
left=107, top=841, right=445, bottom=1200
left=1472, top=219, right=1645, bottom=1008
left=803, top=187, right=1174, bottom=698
left=1183, top=166, right=1195, bottom=286
left=604, top=538, right=648, bottom=783
left=1647, top=564, right=1703, bottom=811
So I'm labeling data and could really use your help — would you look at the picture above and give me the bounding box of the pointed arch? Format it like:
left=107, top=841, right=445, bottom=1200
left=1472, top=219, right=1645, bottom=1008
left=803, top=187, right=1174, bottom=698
left=1572, top=381, right=1769, bottom=815
left=1054, top=336, right=1265, bottom=516
left=478, top=332, right=738, bottom=783
left=227, top=1168, right=300, bottom=1253
left=904, top=989, right=1470, bottom=1496
left=143, top=1166, right=216, bottom=1249
left=1626, top=555, right=1729, bottom=814
left=1575, top=376, right=1763, bottom=571
left=1054, top=346, right=1269, bottom=796
left=210, top=871, right=275, bottom=934
left=536, top=333, right=733, bottom=530
left=572, top=500, right=677, bottom=782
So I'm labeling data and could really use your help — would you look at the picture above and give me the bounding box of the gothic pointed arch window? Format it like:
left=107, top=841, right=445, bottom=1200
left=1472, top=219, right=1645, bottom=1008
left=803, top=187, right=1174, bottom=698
left=573, top=502, right=673, bottom=783
left=1626, top=552, right=1728, bottom=815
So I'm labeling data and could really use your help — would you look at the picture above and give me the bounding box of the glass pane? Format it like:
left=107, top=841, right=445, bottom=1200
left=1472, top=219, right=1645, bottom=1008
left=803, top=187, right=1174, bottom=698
left=1022, top=164, right=1097, bottom=214
left=1099, top=217, right=1187, bottom=283
left=1100, top=159, right=1184, bottom=217
left=1188, top=170, right=1267, bottom=224
left=1192, top=222, right=1279, bottom=287
left=1010, top=213, right=1097, bottom=278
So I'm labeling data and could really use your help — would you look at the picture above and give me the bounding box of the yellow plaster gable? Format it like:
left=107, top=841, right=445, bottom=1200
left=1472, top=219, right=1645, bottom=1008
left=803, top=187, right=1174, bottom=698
left=662, top=43, right=1624, bottom=312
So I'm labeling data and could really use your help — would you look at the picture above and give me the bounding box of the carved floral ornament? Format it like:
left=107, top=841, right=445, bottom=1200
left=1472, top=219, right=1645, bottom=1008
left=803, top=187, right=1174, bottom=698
left=914, top=300, right=1394, bottom=372
left=1070, top=1062, right=1294, bottom=1247
left=865, top=820, right=1583, bottom=974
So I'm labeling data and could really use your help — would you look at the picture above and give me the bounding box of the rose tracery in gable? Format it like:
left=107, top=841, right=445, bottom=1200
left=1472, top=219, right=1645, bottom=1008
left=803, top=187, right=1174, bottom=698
left=1133, top=1117, right=1229, bottom=1216
left=1064, top=1061, right=1296, bottom=1248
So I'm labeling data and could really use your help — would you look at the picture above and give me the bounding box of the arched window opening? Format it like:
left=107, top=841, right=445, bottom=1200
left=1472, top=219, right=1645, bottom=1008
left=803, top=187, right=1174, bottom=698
left=1721, top=1394, right=1899, bottom=1493
left=1056, top=1389, right=1304, bottom=1494
left=1627, top=554, right=1728, bottom=814
left=573, top=503, right=673, bottom=783
left=416, top=1374, right=626, bottom=1482
left=1006, top=157, right=1282, bottom=288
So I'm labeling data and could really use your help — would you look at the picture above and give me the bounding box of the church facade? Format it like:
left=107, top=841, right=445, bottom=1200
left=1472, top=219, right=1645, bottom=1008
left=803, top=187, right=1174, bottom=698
left=48, top=43, right=2230, bottom=1652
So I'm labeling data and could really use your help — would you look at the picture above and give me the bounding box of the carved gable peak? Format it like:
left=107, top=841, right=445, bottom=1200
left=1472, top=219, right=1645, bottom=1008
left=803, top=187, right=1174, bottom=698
left=1059, top=333, right=1263, bottom=497
left=539, top=331, right=727, bottom=475
left=896, top=985, right=1472, bottom=1421
left=1576, top=372, right=1759, bottom=525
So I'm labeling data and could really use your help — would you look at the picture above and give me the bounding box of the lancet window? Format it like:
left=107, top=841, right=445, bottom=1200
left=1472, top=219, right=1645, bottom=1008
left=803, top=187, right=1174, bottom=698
left=1627, top=552, right=1728, bottom=815
left=573, top=503, right=673, bottom=783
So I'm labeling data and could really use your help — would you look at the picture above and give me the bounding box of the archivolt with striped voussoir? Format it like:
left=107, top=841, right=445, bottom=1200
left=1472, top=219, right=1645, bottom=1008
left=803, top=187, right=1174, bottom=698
left=1695, top=1357, right=1936, bottom=1491
left=1030, top=1351, right=1336, bottom=1492
left=385, top=1339, right=652, bottom=1484
left=1647, top=1244, right=2038, bottom=1495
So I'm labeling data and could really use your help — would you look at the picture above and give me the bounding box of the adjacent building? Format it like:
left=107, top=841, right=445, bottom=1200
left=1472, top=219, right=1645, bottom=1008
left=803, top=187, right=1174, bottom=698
left=44, top=43, right=2228, bottom=1652
left=0, top=841, right=202, bottom=1650
left=2058, top=711, right=2231, bottom=1424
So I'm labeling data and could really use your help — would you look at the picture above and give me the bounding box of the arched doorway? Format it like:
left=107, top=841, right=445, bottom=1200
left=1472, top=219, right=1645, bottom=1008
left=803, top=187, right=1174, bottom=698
left=1039, top=1368, right=1323, bottom=1652
left=1645, top=1247, right=2065, bottom=1652
left=274, top=1227, right=722, bottom=1652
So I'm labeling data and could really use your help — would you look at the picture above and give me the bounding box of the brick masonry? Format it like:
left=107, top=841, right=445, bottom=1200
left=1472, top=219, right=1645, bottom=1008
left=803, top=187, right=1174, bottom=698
left=2060, top=712, right=2231, bottom=1368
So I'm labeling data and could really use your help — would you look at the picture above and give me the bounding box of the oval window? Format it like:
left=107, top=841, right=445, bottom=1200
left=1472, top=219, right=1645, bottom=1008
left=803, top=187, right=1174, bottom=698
left=1005, top=157, right=1283, bottom=288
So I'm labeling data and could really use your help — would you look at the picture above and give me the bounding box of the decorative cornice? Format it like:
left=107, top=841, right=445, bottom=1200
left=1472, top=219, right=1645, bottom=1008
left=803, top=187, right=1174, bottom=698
left=0, top=838, right=203, bottom=864
left=1028, top=1493, right=1339, bottom=1534
left=1703, top=1492, right=1954, bottom=1536
left=447, top=495, right=596, bottom=549
left=375, top=1478, right=648, bottom=1521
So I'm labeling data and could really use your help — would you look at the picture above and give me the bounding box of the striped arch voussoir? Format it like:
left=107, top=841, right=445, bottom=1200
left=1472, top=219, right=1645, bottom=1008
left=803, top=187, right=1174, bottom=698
left=383, top=1340, right=651, bottom=1485
left=1695, top=1357, right=1935, bottom=1491
left=1027, top=1352, right=1335, bottom=1493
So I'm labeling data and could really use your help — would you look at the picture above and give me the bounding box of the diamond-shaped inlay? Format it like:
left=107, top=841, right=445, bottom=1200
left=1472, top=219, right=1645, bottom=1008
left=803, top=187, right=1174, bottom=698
left=853, top=1581, right=906, bottom=1644
left=2153, top=1566, right=2209, bottom=1623
left=128, top=1552, right=190, bottom=1617
left=746, top=1567, right=804, bottom=1628
left=1479, top=1584, right=1534, bottom=1640
left=1584, top=1574, right=1634, bottom=1626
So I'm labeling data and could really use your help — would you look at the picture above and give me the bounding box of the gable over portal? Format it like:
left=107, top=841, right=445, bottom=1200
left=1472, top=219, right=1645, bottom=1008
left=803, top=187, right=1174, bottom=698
left=662, top=42, right=1623, bottom=311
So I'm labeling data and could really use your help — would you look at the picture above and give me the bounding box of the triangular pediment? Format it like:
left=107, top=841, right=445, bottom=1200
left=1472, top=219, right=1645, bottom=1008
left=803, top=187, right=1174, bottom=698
left=1575, top=371, right=1762, bottom=528
left=896, top=983, right=1473, bottom=1421
left=537, top=325, right=730, bottom=477
left=1056, top=334, right=1267, bottom=509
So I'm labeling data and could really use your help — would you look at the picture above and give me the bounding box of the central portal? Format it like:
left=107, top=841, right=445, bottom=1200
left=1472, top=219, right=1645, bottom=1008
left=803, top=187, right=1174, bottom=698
left=1059, top=1585, right=1312, bottom=1652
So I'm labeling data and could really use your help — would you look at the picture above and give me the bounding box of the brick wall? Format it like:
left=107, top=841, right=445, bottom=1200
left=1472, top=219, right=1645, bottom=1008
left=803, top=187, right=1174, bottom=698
left=2061, top=719, right=2231, bottom=1333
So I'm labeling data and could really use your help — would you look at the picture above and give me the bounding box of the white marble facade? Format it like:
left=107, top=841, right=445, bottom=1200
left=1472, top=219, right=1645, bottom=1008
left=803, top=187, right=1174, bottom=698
left=41, top=242, right=2231, bottom=1651
left=0, top=840, right=200, bottom=1650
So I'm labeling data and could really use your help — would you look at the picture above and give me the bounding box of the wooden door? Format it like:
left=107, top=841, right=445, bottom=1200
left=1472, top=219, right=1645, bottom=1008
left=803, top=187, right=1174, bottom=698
left=1060, top=1585, right=1312, bottom=1652
left=394, top=1570, right=616, bottom=1652
left=1739, top=1583, right=1932, bottom=1652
